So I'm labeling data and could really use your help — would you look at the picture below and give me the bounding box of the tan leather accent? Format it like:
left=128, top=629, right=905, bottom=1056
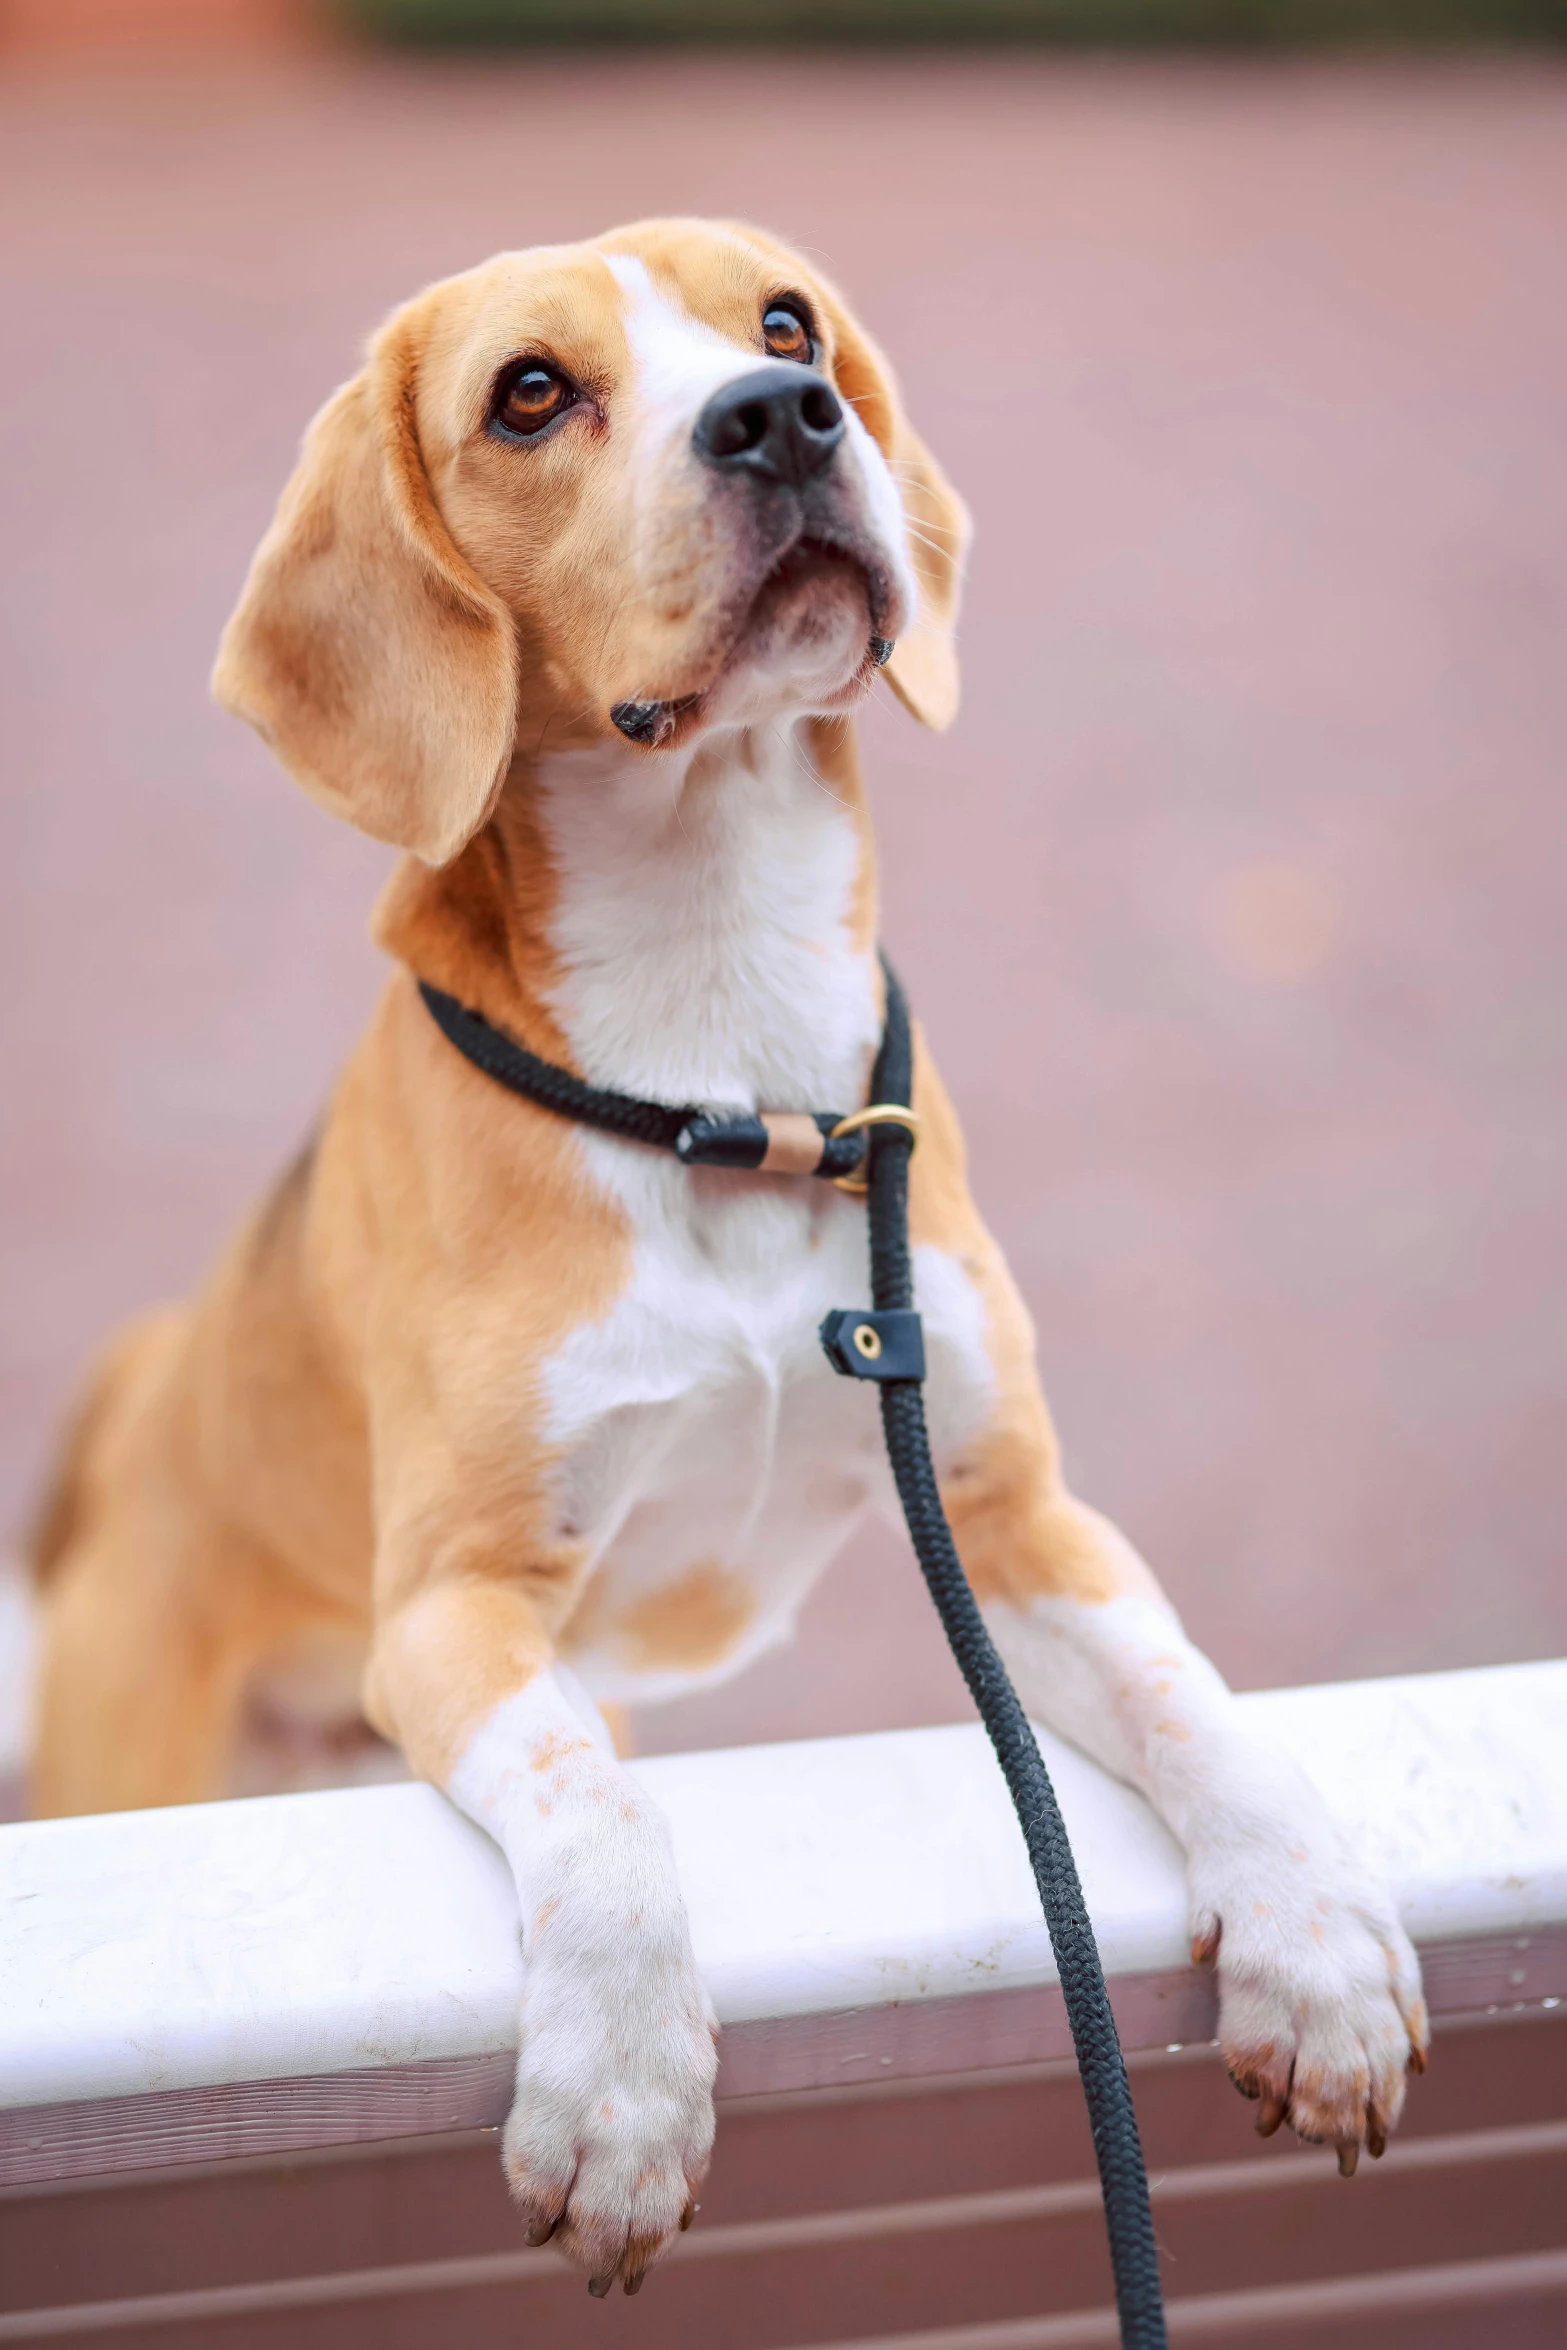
left=759, top=1113, right=826, bottom=1176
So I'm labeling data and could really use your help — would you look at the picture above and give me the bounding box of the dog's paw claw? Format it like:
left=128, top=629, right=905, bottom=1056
left=1194, top=1830, right=1426, bottom=2173
left=500, top=1935, right=716, bottom=2291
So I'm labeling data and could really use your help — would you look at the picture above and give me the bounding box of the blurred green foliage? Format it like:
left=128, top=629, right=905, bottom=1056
left=341, top=0, right=1566, bottom=39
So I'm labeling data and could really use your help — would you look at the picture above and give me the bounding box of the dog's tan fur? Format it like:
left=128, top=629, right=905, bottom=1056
left=30, top=218, right=1425, bottom=2291
left=31, top=222, right=1122, bottom=1812
left=31, top=808, right=1129, bottom=1802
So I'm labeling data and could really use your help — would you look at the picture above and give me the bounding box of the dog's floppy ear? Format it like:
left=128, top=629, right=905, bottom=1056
left=212, top=316, right=517, bottom=867
left=824, top=302, right=970, bottom=733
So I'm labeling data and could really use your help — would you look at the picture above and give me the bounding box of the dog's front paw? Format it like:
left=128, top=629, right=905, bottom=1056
left=1189, top=1817, right=1429, bottom=2173
left=502, top=1916, right=718, bottom=2296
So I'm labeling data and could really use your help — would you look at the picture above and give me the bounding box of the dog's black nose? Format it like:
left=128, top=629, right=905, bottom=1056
left=693, top=365, right=845, bottom=488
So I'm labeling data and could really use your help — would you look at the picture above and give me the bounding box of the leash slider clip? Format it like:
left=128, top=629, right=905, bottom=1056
left=819, top=1308, right=926, bottom=1382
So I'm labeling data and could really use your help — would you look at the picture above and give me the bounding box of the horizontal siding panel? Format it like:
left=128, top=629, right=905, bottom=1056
left=5, top=2248, right=1567, bottom=2350
left=3, top=2119, right=1564, bottom=2347
left=813, top=2246, right=1567, bottom=2348
left=5, top=2008, right=1563, bottom=2314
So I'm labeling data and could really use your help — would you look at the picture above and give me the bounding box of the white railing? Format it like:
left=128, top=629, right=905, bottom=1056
left=3, top=1659, right=1563, bottom=2189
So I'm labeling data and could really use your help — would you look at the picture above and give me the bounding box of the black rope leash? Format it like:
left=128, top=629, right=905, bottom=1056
left=420, top=964, right=1168, bottom=2345
left=845, top=962, right=1167, bottom=2349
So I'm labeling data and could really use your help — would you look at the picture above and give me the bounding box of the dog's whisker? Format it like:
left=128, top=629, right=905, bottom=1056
left=902, top=526, right=957, bottom=559
left=773, top=720, right=853, bottom=814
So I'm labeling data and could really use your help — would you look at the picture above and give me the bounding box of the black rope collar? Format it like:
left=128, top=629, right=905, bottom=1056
left=419, top=980, right=873, bottom=1185
left=418, top=959, right=1168, bottom=2348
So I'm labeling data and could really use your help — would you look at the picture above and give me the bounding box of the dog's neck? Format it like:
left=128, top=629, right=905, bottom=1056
left=376, top=713, right=883, bottom=1115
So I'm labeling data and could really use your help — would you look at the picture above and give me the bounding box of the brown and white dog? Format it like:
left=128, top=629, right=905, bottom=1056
left=29, top=218, right=1426, bottom=2295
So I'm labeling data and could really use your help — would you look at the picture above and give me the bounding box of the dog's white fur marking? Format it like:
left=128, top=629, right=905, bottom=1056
left=538, top=721, right=876, bottom=1108
left=533, top=721, right=993, bottom=1704
left=448, top=1667, right=717, bottom=2276
left=604, top=253, right=749, bottom=438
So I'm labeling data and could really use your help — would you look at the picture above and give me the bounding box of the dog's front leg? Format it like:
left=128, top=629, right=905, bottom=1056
left=935, top=1365, right=1428, bottom=2169
left=365, top=1582, right=716, bottom=2295
left=980, top=1561, right=1427, bottom=2167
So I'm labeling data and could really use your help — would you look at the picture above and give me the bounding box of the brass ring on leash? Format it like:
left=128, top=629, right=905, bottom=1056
left=829, top=1103, right=921, bottom=1195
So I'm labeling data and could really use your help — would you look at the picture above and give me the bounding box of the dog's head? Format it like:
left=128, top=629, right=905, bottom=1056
left=213, top=219, right=968, bottom=866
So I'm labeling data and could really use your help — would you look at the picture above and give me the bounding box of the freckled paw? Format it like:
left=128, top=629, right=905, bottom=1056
left=500, top=1991, right=716, bottom=2286
left=1197, top=1864, right=1427, bottom=2170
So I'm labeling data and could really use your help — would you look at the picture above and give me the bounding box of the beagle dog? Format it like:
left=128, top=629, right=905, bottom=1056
left=29, top=218, right=1427, bottom=2295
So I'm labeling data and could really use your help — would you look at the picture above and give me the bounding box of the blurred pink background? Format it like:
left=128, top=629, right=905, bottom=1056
left=3, top=43, right=1565, bottom=1757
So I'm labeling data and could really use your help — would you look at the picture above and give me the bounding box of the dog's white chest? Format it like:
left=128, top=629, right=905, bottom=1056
left=543, top=1148, right=996, bottom=1705
left=545, top=1156, right=888, bottom=1701
left=528, top=730, right=993, bottom=1703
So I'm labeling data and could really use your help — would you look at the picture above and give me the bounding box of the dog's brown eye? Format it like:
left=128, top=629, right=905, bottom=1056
left=762, top=303, right=815, bottom=366
left=495, top=363, right=574, bottom=438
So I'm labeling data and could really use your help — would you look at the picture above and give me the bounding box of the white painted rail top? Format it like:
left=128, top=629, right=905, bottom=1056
left=1, top=1661, right=1564, bottom=2186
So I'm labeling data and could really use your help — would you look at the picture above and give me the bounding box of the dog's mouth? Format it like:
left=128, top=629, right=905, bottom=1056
left=750, top=532, right=875, bottom=619
left=738, top=524, right=899, bottom=664
left=610, top=529, right=898, bottom=751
